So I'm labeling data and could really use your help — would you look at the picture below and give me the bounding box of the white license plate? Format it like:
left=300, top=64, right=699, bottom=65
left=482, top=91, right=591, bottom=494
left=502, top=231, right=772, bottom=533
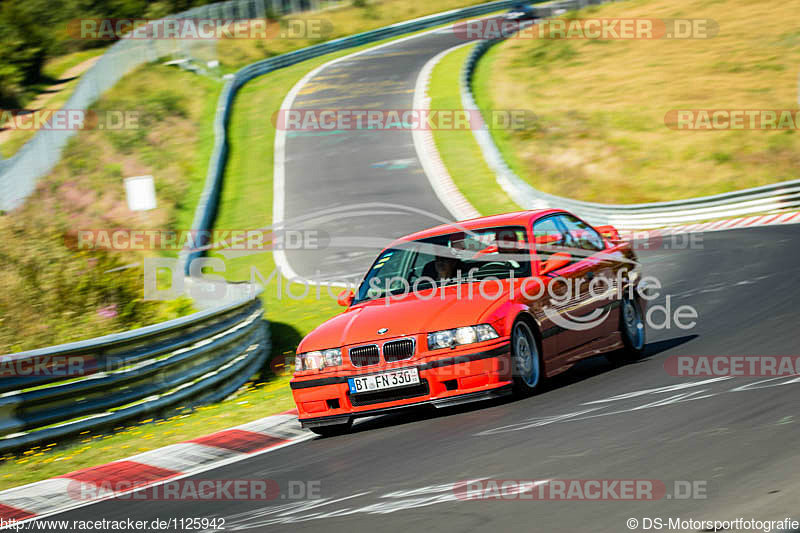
left=348, top=368, right=420, bottom=394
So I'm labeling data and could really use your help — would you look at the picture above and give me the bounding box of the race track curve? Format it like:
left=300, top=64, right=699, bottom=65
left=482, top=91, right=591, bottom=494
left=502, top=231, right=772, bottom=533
left=50, top=18, right=800, bottom=533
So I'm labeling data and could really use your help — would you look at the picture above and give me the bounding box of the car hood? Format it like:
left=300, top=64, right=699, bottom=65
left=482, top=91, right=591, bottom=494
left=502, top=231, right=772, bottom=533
left=298, top=286, right=510, bottom=352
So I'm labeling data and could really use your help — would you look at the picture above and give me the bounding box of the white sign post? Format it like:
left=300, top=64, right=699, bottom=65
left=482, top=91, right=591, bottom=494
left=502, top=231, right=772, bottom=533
left=124, top=175, right=157, bottom=212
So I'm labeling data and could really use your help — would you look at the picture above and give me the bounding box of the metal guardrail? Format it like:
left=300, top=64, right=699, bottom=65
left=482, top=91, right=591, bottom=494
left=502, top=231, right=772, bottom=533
left=182, top=0, right=521, bottom=273
left=0, top=0, right=337, bottom=212
left=460, top=0, right=800, bottom=229
left=0, top=289, right=268, bottom=454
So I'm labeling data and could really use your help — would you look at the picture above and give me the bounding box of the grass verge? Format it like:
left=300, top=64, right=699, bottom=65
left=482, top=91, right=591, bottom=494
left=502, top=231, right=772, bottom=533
left=473, top=0, right=800, bottom=204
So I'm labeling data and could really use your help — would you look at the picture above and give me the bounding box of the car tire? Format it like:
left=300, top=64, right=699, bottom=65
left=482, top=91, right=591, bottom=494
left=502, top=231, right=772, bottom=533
left=608, top=296, right=646, bottom=364
left=512, top=320, right=543, bottom=395
left=309, top=419, right=353, bottom=437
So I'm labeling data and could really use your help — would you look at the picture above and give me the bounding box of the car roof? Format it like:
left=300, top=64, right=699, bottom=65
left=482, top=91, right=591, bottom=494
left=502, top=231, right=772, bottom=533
left=389, top=209, right=566, bottom=246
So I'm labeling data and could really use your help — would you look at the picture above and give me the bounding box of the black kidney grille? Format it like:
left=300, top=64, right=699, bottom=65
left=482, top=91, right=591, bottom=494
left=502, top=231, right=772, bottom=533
left=349, top=344, right=379, bottom=367
left=382, top=338, right=415, bottom=362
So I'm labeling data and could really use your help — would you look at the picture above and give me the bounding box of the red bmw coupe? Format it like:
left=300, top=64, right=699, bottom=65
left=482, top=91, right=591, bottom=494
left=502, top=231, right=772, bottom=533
left=291, top=210, right=648, bottom=436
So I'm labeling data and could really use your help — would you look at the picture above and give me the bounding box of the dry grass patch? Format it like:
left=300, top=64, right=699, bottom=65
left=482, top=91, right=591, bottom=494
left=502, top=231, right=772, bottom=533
left=479, top=0, right=800, bottom=203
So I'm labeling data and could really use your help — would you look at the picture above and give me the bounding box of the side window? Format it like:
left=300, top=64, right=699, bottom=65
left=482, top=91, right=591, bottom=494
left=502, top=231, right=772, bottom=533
left=409, top=249, right=433, bottom=280
left=532, top=217, right=567, bottom=262
left=558, top=215, right=605, bottom=253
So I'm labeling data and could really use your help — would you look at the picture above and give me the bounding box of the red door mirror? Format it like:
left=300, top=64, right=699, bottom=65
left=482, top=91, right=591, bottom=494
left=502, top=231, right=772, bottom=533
left=539, top=252, right=571, bottom=275
left=594, top=224, right=620, bottom=242
left=337, top=290, right=355, bottom=307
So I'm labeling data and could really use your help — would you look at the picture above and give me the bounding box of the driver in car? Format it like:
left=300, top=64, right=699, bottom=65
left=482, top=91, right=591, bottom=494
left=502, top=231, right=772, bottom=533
left=434, top=254, right=461, bottom=280
left=422, top=250, right=463, bottom=282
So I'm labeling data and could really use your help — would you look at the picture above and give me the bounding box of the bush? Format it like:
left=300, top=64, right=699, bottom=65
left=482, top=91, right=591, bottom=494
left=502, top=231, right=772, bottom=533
left=0, top=0, right=221, bottom=106
left=0, top=62, right=213, bottom=353
left=0, top=206, right=193, bottom=353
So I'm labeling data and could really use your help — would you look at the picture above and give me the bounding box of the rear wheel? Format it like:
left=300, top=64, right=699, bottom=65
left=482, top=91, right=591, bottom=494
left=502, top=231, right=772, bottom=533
left=512, top=320, right=543, bottom=395
left=308, top=419, right=352, bottom=437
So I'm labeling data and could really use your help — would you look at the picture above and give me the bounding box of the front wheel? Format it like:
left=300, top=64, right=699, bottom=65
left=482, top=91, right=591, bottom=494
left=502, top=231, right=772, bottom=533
left=608, top=296, right=646, bottom=364
left=309, top=419, right=352, bottom=437
left=512, top=321, right=543, bottom=395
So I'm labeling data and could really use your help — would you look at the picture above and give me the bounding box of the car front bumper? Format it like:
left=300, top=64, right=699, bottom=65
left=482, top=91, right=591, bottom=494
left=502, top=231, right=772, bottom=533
left=290, top=340, right=512, bottom=428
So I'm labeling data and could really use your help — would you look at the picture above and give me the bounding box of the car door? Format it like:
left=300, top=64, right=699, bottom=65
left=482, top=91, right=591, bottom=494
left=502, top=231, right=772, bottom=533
left=524, top=215, right=594, bottom=362
left=527, top=215, right=616, bottom=367
left=554, top=213, right=620, bottom=343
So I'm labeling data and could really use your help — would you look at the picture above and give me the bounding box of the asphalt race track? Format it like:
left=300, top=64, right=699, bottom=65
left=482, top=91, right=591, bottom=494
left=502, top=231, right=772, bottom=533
left=53, top=21, right=800, bottom=533
left=276, top=25, right=469, bottom=282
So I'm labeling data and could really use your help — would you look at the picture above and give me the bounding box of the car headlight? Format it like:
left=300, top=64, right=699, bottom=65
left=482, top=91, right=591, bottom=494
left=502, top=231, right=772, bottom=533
left=295, top=348, right=342, bottom=371
left=427, top=324, right=499, bottom=350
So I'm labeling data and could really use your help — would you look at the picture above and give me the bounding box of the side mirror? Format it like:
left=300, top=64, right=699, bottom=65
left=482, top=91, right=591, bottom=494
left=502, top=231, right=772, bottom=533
left=595, top=224, right=620, bottom=242
left=337, top=290, right=355, bottom=307
left=539, top=252, right=571, bottom=275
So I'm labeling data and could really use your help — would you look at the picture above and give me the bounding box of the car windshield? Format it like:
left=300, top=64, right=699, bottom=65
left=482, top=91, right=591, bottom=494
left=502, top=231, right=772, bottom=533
left=354, top=226, right=531, bottom=304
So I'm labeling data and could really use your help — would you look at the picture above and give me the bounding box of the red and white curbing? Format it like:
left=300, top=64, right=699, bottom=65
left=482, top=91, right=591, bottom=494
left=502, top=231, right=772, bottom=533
left=618, top=210, right=800, bottom=240
left=0, top=409, right=309, bottom=522
left=412, top=42, right=481, bottom=222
